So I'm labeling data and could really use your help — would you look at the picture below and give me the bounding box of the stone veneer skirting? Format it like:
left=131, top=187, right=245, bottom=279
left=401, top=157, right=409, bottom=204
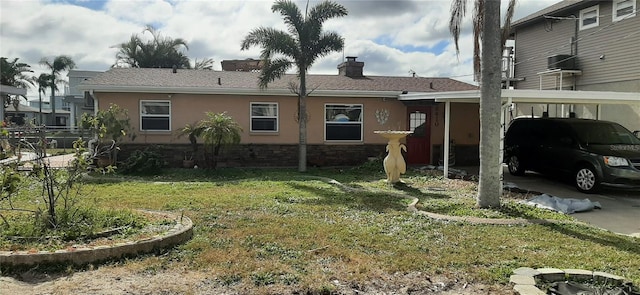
left=119, top=143, right=388, bottom=168
left=0, top=211, right=193, bottom=267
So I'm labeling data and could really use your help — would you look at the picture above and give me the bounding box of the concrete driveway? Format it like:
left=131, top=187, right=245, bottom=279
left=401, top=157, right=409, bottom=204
left=502, top=166, right=640, bottom=237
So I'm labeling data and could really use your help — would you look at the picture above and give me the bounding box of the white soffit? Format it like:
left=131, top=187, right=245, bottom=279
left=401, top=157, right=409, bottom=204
left=399, top=89, right=640, bottom=105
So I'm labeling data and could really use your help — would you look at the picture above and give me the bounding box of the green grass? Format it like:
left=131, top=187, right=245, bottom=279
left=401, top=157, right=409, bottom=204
left=2, top=167, right=639, bottom=293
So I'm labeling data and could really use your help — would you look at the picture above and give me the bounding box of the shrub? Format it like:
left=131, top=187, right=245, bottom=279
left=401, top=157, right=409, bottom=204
left=120, top=147, right=167, bottom=175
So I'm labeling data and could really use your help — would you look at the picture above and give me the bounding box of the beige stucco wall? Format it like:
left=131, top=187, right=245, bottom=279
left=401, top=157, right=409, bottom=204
left=94, top=92, right=407, bottom=145
left=430, top=102, right=480, bottom=146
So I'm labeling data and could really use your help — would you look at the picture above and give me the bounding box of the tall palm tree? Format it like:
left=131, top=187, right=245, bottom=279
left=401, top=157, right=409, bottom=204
left=0, top=57, right=34, bottom=108
left=241, top=0, right=348, bottom=172
left=39, top=55, right=76, bottom=126
left=449, top=0, right=516, bottom=208
left=35, top=73, right=54, bottom=125
left=114, top=26, right=191, bottom=69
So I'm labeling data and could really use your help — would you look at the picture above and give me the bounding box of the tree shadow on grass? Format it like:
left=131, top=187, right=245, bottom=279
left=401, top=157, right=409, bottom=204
left=391, top=181, right=451, bottom=200
left=284, top=177, right=450, bottom=213
left=286, top=181, right=407, bottom=212
left=545, top=223, right=640, bottom=255
left=499, top=197, right=640, bottom=256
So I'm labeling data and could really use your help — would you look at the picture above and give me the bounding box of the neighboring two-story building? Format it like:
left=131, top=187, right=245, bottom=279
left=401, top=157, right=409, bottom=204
left=506, top=0, right=640, bottom=131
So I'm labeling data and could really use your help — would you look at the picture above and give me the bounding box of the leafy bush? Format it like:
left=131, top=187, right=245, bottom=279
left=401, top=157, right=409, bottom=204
left=120, top=147, right=167, bottom=175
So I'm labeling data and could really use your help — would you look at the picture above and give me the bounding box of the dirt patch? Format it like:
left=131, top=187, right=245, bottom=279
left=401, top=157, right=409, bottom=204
left=1, top=268, right=512, bottom=294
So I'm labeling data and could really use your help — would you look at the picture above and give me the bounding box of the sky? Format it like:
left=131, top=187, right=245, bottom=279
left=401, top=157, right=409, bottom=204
left=0, top=0, right=561, bottom=101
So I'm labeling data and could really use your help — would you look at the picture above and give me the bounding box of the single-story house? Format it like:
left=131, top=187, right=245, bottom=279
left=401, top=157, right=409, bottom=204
left=79, top=57, right=482, bottom=168
left=4, top=104, right=71, bottom=126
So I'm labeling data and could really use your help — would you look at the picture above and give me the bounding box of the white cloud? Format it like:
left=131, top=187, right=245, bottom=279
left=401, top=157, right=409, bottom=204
left=0, top=0, right=562, bottom=100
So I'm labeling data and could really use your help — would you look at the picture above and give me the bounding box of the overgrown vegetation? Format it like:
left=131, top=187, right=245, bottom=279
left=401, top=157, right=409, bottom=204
left=0, top=130, right=156, bottom=253
left=80, top=103, right=135, bottom=166
left=120, top=147, right=167, bottom=175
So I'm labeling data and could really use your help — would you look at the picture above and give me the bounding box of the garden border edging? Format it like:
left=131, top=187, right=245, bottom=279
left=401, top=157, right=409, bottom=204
left=0, top=210, right=193, bottom=267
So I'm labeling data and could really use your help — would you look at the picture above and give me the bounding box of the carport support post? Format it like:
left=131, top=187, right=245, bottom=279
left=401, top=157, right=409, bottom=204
left=444, top=101, right=451, bottom=178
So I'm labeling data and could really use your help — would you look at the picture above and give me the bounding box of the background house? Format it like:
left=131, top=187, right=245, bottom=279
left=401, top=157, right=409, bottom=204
left=505, top=0, right=640, bottom=131
left=64, top=70, right=101, bottom=129
left=79, top=57, right=479, bottom=167
left=5, top=104, right=70, bottom=127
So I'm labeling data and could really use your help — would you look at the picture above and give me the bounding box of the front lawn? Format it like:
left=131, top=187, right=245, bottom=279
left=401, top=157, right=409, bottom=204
left=2, top=166, right=639, bottom=293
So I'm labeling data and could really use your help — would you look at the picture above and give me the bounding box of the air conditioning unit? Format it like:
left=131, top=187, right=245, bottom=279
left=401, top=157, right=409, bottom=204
left=547, top=54, right=577, bottom=70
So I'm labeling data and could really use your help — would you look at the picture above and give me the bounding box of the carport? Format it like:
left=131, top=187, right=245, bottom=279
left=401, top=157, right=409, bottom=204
left=399, top=89, right=640, bottom=178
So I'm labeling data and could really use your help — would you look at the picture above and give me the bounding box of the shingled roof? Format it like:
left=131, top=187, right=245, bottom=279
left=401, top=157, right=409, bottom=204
left=80, top=68, right=477, bottom=96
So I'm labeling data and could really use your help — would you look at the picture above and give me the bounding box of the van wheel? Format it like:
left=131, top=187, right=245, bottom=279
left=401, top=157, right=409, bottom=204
left=507, top=155, right=525, bottom=176
left=575, top=165, right=600, bottom=193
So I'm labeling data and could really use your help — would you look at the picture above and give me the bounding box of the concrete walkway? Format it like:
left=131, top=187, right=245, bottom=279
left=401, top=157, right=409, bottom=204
left=0, top=152, right=76, bottom=169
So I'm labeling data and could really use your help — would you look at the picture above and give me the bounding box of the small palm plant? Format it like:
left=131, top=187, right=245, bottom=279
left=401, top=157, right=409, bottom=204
left=177, top=122, right=200, bottom=167
left=195, top=112, right=242, bottom=169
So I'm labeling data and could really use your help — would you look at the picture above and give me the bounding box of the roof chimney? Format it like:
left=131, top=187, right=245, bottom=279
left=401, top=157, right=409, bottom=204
left=338, top=56, right=364, bottom=78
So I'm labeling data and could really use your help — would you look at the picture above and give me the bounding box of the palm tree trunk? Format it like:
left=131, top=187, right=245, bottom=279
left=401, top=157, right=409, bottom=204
left=477, top=0, right=502, bottom=208
left=39, top=92, right=43, bottom=125
left=50, top=71, right=56, bottom=126
left=298, top=70, right=308, bottom=172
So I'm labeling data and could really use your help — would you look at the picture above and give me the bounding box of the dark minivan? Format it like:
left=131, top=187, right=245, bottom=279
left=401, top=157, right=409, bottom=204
left=504, top=117, right=640, bottom=193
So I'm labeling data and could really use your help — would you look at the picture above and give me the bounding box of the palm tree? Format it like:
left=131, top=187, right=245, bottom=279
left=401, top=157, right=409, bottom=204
left=449, top=0, right=516, bottom=208
left=0, top=57, right=34, bottom=108
left=35, top=73, right=54, bottom=125
left=39, top=55, right=76, bottom=126
left=196, top=112, right=242, bottom=169
left=114, top=26, right=191, bottom=69
left=193, top=58, right=215, bottom=70
left=241, top=0, right=348, bottom=172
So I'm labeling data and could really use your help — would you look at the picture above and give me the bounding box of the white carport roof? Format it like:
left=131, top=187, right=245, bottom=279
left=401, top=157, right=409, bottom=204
left=399, top=89, right=640, bottom=104
left=398, top=89, right=640, bottom=178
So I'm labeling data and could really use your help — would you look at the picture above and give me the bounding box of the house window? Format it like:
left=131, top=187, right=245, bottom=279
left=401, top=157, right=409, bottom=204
left=84, top=91, right=94, bottom=108
left=409, top=111, right=427, bottom=137
left=140, top=100, right=170, bottom=131
left=325, top=104, right=363, bottom=141
left=579, top=5, right=599, bottom=30
left=250, top=102, right=278, bottom=132
left=613, top=0, right=636, bottom=21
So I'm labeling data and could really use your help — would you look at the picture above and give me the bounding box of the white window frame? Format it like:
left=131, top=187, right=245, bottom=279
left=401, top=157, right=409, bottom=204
left=579, top=5, right=599, bottom=30
left=140, top=100, right=171, bottom=131
left=324, top=104, right=363, bottom=142
left=613, top=0, right=636, bottom=21
left=250, top=102, right=279, bottom=132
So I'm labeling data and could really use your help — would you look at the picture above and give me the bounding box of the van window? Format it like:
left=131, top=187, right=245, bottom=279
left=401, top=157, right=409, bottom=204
left=571, top=121, right=640, bottom=145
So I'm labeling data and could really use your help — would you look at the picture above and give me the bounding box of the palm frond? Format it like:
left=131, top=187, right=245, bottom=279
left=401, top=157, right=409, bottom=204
left=449, top=0, right=468, bottom=55
left=258, top=57, right=293, bottom=89
left=1, top=57, right=34, bottom=88
left=502, top=0, right=517, bottom=46
left=272, top=0, right=305, bottom=37
left=114, top=27, right=190, bottom=68
left=472, top=0, right=484, bottom=81
left=308, top=0, right=348, bottom=24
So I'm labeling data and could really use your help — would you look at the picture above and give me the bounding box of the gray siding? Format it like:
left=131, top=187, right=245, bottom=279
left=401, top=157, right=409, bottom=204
left=513, top=11, right=577, bottom=90
left=575, top=1, right=640, bottom=88
left=513, top=0, right=640, bottom=92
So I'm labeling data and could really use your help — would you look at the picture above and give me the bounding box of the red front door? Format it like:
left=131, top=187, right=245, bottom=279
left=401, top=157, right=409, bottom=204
left=406, top=106, right=431, bottom=165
